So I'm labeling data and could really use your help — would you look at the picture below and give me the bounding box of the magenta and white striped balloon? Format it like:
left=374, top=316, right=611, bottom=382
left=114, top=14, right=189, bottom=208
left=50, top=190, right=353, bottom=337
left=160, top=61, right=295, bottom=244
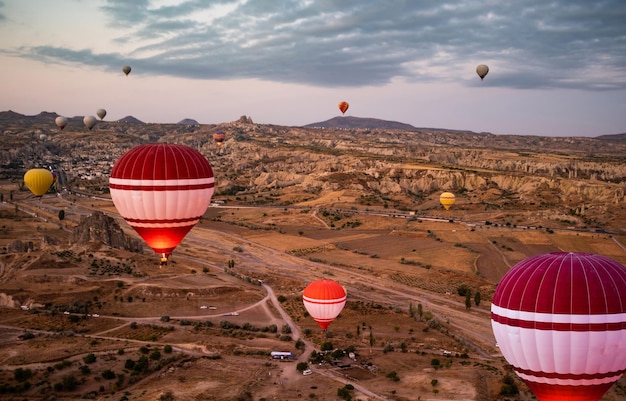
left=491, top=252, right=626, bottom=401
left=109, top=143, right=214, bottom=262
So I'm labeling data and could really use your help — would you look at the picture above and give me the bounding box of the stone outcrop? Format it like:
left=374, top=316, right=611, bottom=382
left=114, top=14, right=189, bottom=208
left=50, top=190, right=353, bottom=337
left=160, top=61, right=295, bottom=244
left=71, top=211, right=143, bottom=253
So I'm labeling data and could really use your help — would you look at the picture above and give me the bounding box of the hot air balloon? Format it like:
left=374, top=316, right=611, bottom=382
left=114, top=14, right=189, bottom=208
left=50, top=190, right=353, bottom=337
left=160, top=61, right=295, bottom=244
left=83, top=115, right=97, bottom=130
left=491, top=252, right=626, bottom=401
left=302, top=280, right=347, bottom=330
left=213, top=132, right=226, bottom=146
left=24, top=168, right=54, bottom=197
left=439, top=192, right=455, bottom=210
left=55, top=116, right=68, bottom=130
left=476, top=64, right=489, bottom=80
left=122, top=65, right=131, bottom=76
left=96, top=109, right=107, bottom=120
left=338, top=101, right=349, bottom=115
left=109, top=143, right=215, bottom=265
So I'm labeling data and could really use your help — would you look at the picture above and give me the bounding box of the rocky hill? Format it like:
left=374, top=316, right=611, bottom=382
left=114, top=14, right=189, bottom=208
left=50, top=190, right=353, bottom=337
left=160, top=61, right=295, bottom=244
left=71, top=211, right=143, bottom=253
left=304, top=116, right=418, bottom=130
left=177, top=118, right=199, bottom=124
left=0, top=111, right=625, bottom=232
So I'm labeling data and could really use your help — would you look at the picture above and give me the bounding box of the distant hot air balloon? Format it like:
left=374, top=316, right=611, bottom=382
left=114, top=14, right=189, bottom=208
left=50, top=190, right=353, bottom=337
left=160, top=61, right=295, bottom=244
left=338, top=101, right=349, bottom=115
left=55, top=116, right=68, bottom=130
left=96, top=109, right=107, bottom=120
left=109, top=143, right=215, bottom=265
left=122, top=65, right=131, bottom=76
left=83, top=115, right=97, bottom=130
left=491, top=252, right=626, bottom=401
left=213, top=131, right=226, bottom=146
left=439, top=192, right=455, bottom=210
left=24, top=168, right=54, bottom=197
left=302, top=279, right=347, bottom=330
left=476, top=64, right=489, bottom=80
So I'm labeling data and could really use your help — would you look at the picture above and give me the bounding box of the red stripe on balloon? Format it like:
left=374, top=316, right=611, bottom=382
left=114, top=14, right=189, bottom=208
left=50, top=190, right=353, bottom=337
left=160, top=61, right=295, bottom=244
left=109, top=183, right=214, bottom=191
left=304, top=299, right=346, bottom=305
left=491, top=313, right=626, bottom=331
left=125, top=217, right=202, bottom=224
left=514, top=366, right=626, bottom=381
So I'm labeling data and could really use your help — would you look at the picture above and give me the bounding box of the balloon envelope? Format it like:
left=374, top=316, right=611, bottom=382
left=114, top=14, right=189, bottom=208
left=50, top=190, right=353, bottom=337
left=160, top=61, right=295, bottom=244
left=96, top=109, right=107, bottom=120
left=338, top=101, right=349, bottom=115
left=24, top=168, right=54, bottom=196
left=476, top=64, right=489, bottom=80
left=303, top=280, right=347, bottom=330
left=439, top=192, right=455, bottom=210
left=122, top=65, right=131, bottom=76
left=83, top=115, right=97, bottom=130
left=491, top=252, right=626, bottom=401
left=109, top=143, right=215, bottom=262
left=213, top=132, right=226, bottom=146
left=55, top=116, right=68, bottom=130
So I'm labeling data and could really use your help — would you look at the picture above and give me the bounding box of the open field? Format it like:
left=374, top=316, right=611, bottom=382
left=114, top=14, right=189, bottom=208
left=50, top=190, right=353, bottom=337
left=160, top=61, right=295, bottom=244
left=1, top=186, right=625, bottom=401
left=1, top=118, right=626, bottom=400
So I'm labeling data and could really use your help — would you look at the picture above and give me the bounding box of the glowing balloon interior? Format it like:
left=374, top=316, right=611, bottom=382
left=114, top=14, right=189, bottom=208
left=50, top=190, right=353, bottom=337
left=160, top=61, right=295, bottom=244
left=213, top=132, right=226, bottom=146
left=109, top=143, right=215, bottom=264
left=491, top=252, right=626, bottom=401
left=303, top=280, right=347, bottom=330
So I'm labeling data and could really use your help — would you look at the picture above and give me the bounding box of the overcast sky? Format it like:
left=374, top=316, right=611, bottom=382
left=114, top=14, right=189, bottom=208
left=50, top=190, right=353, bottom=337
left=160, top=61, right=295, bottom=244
left=1, top=0, right=625, bottom=136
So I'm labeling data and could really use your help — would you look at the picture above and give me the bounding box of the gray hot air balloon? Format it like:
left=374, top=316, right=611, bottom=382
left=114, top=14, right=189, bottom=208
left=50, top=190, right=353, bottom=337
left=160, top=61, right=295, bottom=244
left=122, top=65, right=131, bottom=76
left=476, top=64, right=489, bottom=81
left=55, top=116, right=68, bottom=130
left=83, top=115, right=97, bottom=130
left=96, top=109, right=107, bottom=120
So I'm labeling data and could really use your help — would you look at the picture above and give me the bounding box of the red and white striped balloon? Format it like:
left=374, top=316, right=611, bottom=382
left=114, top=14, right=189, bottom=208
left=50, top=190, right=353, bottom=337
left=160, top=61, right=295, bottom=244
left=303, top=280, right=347, bottom=330
left=109, top=143, right=214, bottom=262
left=491, top=252, right=626, bottom=401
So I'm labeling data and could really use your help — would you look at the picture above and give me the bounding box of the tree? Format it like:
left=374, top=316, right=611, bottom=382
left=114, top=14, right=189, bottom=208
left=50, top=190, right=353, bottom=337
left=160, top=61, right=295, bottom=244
left=296, top=362, right=309, bottom=371
left=58, top=209, right=65, bottom=221
left=465, top=290, right=472, bottom=310
left=14, top=367, right=33, bottom=382
left=417, top=303, right=423, bottom=317
left=83, top=353, right=96, bottom=364
left=474, top=291, right=481, bottom=306
left=369, top=330, right=375, bottom=347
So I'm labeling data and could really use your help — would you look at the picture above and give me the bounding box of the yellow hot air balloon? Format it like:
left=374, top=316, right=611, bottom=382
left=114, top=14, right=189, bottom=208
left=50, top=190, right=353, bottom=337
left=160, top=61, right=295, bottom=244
left=440, top=192, right=455, bottom=210
left=24, top=168, right=54, bottom=197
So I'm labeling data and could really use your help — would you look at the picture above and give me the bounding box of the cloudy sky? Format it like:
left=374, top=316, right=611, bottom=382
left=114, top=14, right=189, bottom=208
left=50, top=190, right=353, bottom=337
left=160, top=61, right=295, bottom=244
left=1, top=0, right=625, bottom=136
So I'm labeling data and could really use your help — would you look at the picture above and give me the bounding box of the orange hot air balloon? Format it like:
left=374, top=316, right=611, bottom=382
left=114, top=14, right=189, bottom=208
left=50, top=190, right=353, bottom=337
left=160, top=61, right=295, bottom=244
left=302, top=280, right=347, bottom=330
left=109, top=143, right=215, bottom=265
left=491, top=252, right=626, bottom=401
left=213, top=131, right=226, bottom=146
left=439, top=192, right=455, bottom=210
left=24, top=168, right=54, bottom=197
left=338, top=101, right=349, bottom=115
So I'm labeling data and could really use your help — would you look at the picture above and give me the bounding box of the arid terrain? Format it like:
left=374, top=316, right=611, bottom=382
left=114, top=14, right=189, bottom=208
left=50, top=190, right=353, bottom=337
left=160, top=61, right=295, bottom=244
left=0, top=113, right=625, bottom=400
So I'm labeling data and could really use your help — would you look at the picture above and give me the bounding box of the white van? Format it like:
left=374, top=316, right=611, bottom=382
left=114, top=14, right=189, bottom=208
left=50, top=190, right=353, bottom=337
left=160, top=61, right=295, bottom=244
left=302, top=369, right=313, bottom=376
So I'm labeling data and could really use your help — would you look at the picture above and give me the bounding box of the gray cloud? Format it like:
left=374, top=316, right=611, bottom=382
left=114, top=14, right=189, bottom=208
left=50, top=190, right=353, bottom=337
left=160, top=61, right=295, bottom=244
left=15, top=0, right=626, bottom=90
